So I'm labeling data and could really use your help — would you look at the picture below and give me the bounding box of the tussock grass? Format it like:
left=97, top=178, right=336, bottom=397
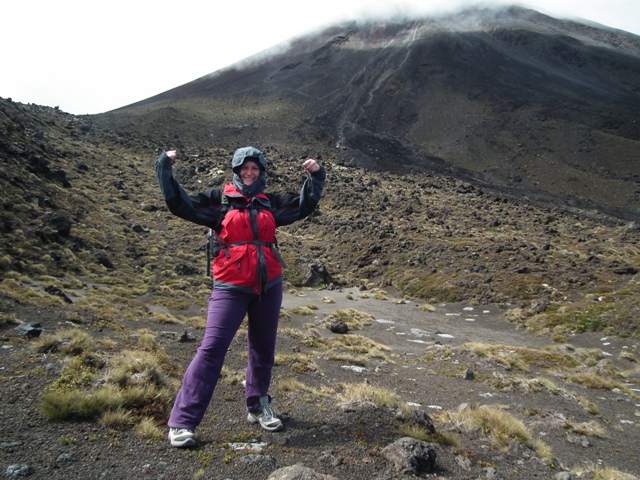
left=32, top=328, right=97, bottom=361
left=443, top=405, right=549, bottom=455
left=220, top=367, right=245, bottom=386
left=100, top=408, right=134, bottom=427
left=333, top=334, right=392, bottom=361
left=273, top=378, right=326, bottom=398
left=337, top=382, right=404, bottom=412
left=575, top=463, right=640, bottom=480
left=563, top=420, right=606, bottom=438
left=41, top=385, right=125, bottom=420
left=290, top=306, right=315, bottom=315
left=184, top=316, right=207, bottom=329
left=0, top=312, right=19, bottom=327
left=524, top=291, right=640, bottom=338
left=418, top=303, right=437, bottom=312
left=397, top=423, right=459, bottom=447
left=138, top=333, right=162, bottom=352
left=325, top=308, right=374, bottom=330
left=578, top=396, right=601, bottom=415
left=462, top=342, right=580, bottom=372
left=135, top=417, right=164, bottom=440
left=327, top=352, right=368, bottom=366
left=522, top=377, right=563, bottom=395
left=273, top=378, right=308, bottom=394
left=150, top=312, right=182, bottom=324
left=567, top=372, right=628, bottom=390
left=108, top=350, right=167, bottom=387
left=274, top=352, right=319, bottom=373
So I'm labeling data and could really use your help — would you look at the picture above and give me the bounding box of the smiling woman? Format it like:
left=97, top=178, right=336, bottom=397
left=155, top=145, right=325, bottom=447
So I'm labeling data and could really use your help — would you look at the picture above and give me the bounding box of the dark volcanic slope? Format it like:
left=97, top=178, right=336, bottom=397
left=101, top=5, right=640, bottom=220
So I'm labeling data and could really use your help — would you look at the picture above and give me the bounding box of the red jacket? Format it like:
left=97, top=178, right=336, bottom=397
left=155, top=152, right=326, bottom=294
left=212, top=184, right=282, bottom=293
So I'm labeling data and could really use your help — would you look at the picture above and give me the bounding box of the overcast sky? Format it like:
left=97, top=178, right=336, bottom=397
left=2, top=0, right=639, bottom=115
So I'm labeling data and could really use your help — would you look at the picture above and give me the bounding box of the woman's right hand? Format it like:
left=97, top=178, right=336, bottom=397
left=166, top=150, right=177, bottom=165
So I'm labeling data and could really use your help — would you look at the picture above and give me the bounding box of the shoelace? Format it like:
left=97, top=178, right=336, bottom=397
left=261, top=404, right=275, bottom=420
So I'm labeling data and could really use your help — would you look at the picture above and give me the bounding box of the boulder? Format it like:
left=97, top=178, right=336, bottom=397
left=381, top=437, right=437, bottom=475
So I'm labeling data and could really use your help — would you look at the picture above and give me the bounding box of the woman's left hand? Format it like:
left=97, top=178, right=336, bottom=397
left=302, top=159, right=320, bottom=173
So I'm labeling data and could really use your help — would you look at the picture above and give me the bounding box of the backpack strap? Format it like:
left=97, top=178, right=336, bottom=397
left=205, top=199, right=287, bottom=277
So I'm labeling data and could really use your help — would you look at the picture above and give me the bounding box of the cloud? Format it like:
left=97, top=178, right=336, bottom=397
left=1, top=0, right=638, bottom=114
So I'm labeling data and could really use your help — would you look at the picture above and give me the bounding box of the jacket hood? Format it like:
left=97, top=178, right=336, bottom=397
left=231, top=146, right=266, bottom=197
left=231, top=147, right=267, bottom=174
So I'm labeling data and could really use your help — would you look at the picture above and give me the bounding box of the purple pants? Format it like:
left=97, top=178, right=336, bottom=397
left=168, top=284, right=283, bottom=431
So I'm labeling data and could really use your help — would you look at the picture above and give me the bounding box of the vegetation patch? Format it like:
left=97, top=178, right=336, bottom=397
left=443, top=405, right=548, bottom=455
left=324, top=308, right=374, bottom=330
left=462, top=342, right=581, bottom=372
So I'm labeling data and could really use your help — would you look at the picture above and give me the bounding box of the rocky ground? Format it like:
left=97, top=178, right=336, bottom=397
left=2, top=284, right=639, bottom=480
left=1, top=97, right=640, bottom=480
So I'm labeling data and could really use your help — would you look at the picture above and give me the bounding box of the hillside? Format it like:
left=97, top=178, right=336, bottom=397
left=100, top=5, right=640, bottom=221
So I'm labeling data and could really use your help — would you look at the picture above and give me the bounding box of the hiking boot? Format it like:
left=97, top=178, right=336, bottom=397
left=168, top=428, right=196, bottom=448
left=247, top=396, right=284, bottom=432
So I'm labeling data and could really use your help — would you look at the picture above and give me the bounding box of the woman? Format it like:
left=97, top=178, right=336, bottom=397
left=155, top=146, right=325, bottom=448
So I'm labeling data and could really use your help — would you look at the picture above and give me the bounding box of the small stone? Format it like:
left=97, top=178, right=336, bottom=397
left=179, top=331, right=196, bottom=343
left=6, top=464, right=34, bottom=477
left=56, top=453, right=76, bottom=463
left=327, top=319, right=348, bottom=334
left=0, top=441, right=23, bottom=449
left=555, top=472, right=573, bottom=480
left=14, top=323, right=42, bottom=338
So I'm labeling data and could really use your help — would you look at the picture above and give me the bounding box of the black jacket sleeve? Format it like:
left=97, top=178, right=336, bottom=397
left=155, top=152, right=223, bottom=228
left=269, top=165, right=326, bottom=227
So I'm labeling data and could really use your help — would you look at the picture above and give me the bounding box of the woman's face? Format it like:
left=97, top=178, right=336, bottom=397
left=240, top=161, right=260, bottom=185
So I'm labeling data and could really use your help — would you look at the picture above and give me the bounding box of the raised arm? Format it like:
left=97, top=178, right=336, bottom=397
left=155, top=150, right=223, bottom=228
left=270, top=159, right=326, bottom=226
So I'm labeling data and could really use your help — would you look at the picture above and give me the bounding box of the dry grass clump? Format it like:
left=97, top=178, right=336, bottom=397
left=0, top=312, right=20, bottom=327
left=107, top=350, right=167, bottom=387
left=274, top=352, right=319, bottom=374
left=566, top=372, right=637, bottom=398
left=138, top=332, right=163, bottom=352
left=519, top=377, right=564, bottom=396
left=327, top=352, right=368, bottom=366
left=273, top=378, right=308, bottom=394
left=418, top=303, right=437, bottom=312
left=325, top=308, right=374, bottom=331
left=32, top=328, right=97, bottom=359
left=574, top=463, right=640, bottom=480
left=40, top=344, right=177, bottom=422
left=397, top=423, right=459, bottom=447
left=220, top=367, right=245, bottom=386
left=462, top=342, right=580, bottom=372
left=150, top=312, right=183, bottom=324
left=290, top=306, right=315, bottom=315
left=524, top=295, right=638, bottom=338
left=134, top=417, right=165, bottom=440
left=41, top=385, right=126, bottom=420
left=332, top=334, right=392, bottom=362
left=578, top=395, right=601, bottom=415
left=100, top=407, right=134, bottom=427
left=273, top=378, right=327, bottom=399
left=563, top=420, right=606, bottom=438
left=442, top=405, right=549, bottom=455
left=337, top=382, right=404, bottom=412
